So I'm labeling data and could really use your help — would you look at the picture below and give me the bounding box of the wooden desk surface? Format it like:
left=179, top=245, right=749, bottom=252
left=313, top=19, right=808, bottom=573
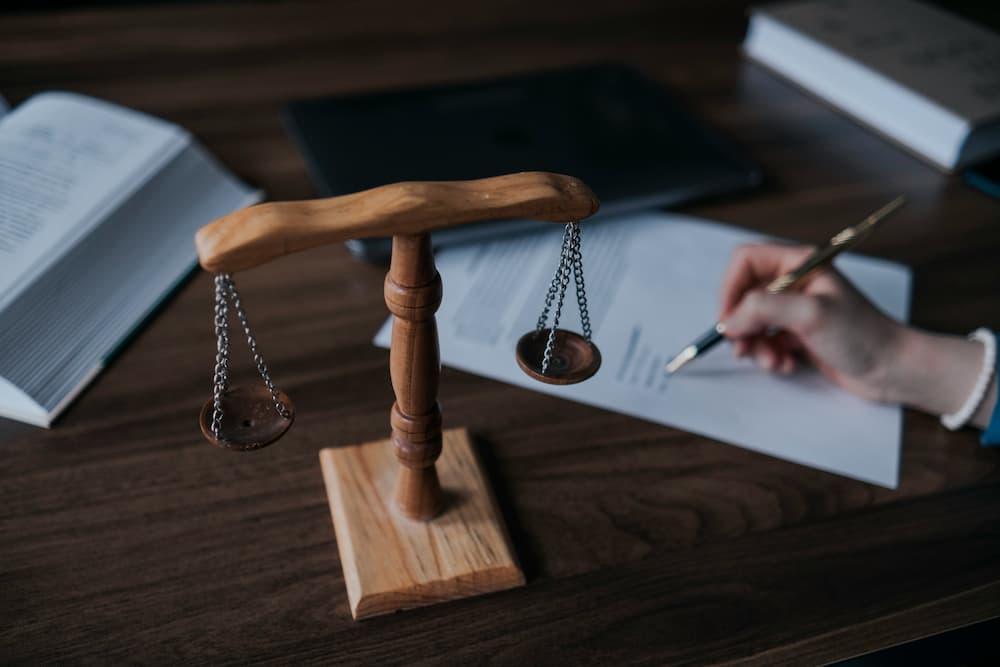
left=2, top=1, right=999, bottom=664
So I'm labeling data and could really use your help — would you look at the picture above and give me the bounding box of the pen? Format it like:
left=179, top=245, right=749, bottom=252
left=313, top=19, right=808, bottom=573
left=664, top=195, right=907, bottom=375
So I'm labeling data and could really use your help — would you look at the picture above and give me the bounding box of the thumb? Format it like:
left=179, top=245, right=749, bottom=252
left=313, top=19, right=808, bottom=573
left=722, top=290, right=823, bottom=338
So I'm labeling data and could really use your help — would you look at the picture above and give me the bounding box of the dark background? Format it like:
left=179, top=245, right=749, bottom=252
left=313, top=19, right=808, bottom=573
left=6, top=0, right=1000, bottom=32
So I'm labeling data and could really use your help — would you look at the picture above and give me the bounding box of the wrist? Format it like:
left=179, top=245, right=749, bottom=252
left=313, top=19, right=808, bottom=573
left=881, top=327, right=987, bottom=417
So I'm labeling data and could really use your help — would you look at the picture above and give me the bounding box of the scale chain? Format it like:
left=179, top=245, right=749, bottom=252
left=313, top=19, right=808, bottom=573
left=210, top=273, right=290, bottom=437
left=541, top=227, right=573, bottom=374
left=210, top=275, right=231, bottom=437
left=534, top=222, right=592, bottom=374
left=570, top=223, right=592, bottom=341
left=535, top=223, right=572, bottom=332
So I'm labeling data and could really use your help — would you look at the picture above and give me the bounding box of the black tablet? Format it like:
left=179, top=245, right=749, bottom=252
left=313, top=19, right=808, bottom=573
left=284, top=63, right=762, bottom=259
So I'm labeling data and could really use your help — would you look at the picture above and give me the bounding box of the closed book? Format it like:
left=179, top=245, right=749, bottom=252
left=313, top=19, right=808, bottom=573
left=743, top=0, right=1000, bottom=172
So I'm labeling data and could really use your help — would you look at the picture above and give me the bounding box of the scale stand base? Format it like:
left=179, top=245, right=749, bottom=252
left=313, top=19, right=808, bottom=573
left=319, top=427, right=525, bottom=620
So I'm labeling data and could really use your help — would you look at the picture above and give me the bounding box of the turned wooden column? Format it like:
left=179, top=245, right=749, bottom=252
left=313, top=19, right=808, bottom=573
left=384, top=233, right=445, bottom=521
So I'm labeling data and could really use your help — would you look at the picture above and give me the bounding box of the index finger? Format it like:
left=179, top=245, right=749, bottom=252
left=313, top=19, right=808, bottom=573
left=719, top=243, right=815, bottom=317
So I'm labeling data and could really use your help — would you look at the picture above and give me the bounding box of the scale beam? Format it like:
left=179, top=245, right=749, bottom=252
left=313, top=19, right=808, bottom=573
left=195, top=172, right=599, bottom=273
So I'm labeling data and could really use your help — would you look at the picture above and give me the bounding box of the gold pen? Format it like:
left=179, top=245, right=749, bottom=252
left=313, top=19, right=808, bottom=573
left=664, top=195, right=907, bottom=375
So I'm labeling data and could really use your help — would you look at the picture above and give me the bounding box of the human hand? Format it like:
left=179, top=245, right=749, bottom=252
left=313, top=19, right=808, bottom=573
left=719, top=243, right=906, bottom=401
left=719, top=243, right=995, bottom=427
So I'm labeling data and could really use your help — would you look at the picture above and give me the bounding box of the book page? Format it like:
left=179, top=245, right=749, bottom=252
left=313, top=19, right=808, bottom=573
left=374, top=212, right=911, bottom=488
left=0, top=141, right=260, bottom=426
left=0, top=92, right=186, bottom=312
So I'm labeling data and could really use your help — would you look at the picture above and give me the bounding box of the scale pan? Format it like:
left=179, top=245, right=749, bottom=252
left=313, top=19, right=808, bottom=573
left=516, top=329, right=601, bottom=385
left=199, top=385, right=294, bottom=451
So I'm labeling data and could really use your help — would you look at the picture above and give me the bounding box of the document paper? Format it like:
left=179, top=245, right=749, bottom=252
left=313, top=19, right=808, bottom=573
left=374, top=212, right=911, bottom=488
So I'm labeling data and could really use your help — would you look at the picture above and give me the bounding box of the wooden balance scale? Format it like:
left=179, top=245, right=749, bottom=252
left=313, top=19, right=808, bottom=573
left=194, top=172, right=600, bottom=619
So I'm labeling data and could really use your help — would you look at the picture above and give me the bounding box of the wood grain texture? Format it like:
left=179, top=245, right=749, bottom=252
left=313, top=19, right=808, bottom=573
left=385, top=234, right=445, bottom=520
left=195, top=172, right=600, bottom=273
left=320, top=428, right=525, bottom=619
left=1, top=0, right=999, bottom=664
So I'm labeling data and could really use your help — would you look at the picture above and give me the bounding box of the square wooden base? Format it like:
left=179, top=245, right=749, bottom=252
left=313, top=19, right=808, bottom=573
left=319, top=427, right=525, bottom=619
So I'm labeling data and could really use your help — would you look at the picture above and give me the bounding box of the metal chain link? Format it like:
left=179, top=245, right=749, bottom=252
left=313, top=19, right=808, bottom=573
left=210, top=274, right=231, bottom=437
left=535, top=222, right=591, bottom=375
left=569, top=223, right=592, bottom=342
left=210, top=273, right=290, bottom=437
left=541, top=227, right=573, bottom=374
left=535, top=223, right=573, bottom=332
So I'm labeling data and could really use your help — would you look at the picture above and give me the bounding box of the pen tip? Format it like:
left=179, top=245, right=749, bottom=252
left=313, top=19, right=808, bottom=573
left=664, top=345, right=697, bottom=375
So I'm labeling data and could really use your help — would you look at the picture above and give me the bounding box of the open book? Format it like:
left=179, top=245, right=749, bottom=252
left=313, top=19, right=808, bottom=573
left=0, top=92, right=260, bottom=427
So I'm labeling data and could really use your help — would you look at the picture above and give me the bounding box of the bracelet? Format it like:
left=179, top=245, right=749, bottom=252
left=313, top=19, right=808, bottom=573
left=941, top=328, right=997, bottom=431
